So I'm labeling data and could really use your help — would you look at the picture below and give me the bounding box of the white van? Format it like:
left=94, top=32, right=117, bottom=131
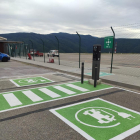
left=47, top=50, right=59, bottom=57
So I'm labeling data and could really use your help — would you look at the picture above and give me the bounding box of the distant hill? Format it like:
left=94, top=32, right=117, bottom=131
left=0, top=32, right=140, bottom=53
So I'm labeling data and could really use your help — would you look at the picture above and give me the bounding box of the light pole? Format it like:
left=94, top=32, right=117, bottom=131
left=76, top=31, right=81, bottom=68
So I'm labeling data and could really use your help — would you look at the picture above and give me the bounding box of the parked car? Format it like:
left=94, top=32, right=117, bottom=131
left=0, top=52, right=10, bottom=62
left=35, top=51, right=43, bottom=57
left=47, top=50, right=59, bottom=57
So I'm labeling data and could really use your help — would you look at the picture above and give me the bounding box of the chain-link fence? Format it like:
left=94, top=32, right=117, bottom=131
left=10, top=24, right=140, bottom=79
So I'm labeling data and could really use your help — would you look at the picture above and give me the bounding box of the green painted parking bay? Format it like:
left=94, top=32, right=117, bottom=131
left=50, top=98, right=140, bottom=140
left=0, top=81, right=112, bottom=113
left=10, top=76, right=54, bottom=87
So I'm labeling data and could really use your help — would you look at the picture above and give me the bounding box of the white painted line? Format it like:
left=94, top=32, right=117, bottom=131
left=0, top=87, right=114, bottom=114
left=40, top=76, right=55, bottom=82
left=50, top=98, right=140, bottom=140
left=110, top=124, right=140, bottom=140
left=115, top=87, right=140, bottom=95
left=51, top=98, right=140, bottom=115
left=0, top=80, right=94, bottom=95
left=3, top=93, right=22, bottom=107
left=9, top=79, right=20, bottom=87
left=50, top=109, right=95, bottom=140
left=22, top=91, right=43, bottom=102
left=54, top=86, right=76, bottom=95
left=66, top=84, right=88, bottom=92
left=99, top=98, right=140, bottom=115
left=39, top=88, right=61, bottom=98
left=10, top=76, right=55, bottom=87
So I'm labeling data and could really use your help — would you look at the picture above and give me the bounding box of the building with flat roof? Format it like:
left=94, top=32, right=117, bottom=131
left=0, top=36, right=23, bottom=56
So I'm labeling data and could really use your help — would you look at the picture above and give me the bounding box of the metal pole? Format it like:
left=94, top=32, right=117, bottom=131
left=26, top=45, right=27, bottom=60
left=22, top=41, right=27, bottom=59
left=29, top=40, right=34, bottom=61
left=15, top=44, right=17, bottom=57
left=55, top=36, right=60, bottom=65
left=81, top=62, right=84, bottom=84
left=14, top=44, right=16, bottom=57
left=94, top=64, right=98, bottom=87
left=110, top=26, right=115, bottom=73
left=10, top=45, right=12, bottom=56
left=29, top=44, right=30, bottom=53
left=8, top=44, right=9, bottom=56
left=20, top=44, right=21, bottom=58
left=76, top=31, right=81, bottom=68
left=40, top=38, right=45, bottom=63
left=22, top=41, right=25, bottom=58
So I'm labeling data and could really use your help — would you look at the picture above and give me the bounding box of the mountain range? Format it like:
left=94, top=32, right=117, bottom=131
left=0, top=32, right=140, bottom=53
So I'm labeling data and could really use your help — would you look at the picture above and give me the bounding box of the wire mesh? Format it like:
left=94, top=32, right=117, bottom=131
left=10, top=23, right=140, bottom=80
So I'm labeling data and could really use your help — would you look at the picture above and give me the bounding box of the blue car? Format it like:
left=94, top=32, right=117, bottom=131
left=0, top=52, right=10, bottom=62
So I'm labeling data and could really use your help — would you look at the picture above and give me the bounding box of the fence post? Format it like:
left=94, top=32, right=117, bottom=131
left=110, top=26, right=115, bottom=73
left=26, top=45, right=27, bottom=60
left=81, top=62, right=84, bottom=84
left=29, top=40, right=34, bottom=61
left=22, top=41, right=25, bottom=58
left=20, top=44, right=21, bottom=58
left=76, top=31, right=81, bottom=68
left=40, top=38, right=45, bottom=63
left=14, top=44, right=16, bottom=57
left=55, top=36, right=60, bottom=65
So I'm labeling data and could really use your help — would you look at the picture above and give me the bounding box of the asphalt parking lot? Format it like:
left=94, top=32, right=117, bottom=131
left=0, top=60, right=139, bottom=140
left=0, top=60, right=79, bottom=90
left=0, top=60, right=53, bottom=78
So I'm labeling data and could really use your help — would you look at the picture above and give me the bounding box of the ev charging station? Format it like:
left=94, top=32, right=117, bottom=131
left=92, top=44, right=101, bottom=87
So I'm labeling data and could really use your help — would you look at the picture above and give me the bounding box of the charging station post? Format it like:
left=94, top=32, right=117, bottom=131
left=91, top=44, right=101, bottom=87
left=81, top=62, right=84, bottom=84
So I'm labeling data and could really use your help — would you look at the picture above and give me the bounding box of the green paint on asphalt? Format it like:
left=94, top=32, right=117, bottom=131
left=51, top=98, right=140, bottom=140
left=10, top=76, right=54, bottom=87
left=86, top=72, right=113, bottom=77
left=0, top=81, right=112, bottom=113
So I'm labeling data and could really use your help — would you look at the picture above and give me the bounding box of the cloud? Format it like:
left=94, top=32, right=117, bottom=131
left=0, top=0, right=140, bottom=38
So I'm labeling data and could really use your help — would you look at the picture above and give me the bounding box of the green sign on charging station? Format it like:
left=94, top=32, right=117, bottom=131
left=104, top=36, right=113, bottom=49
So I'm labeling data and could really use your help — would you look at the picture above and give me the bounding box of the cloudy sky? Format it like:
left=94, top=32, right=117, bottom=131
left=0, top=0, right=140, bottom=38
